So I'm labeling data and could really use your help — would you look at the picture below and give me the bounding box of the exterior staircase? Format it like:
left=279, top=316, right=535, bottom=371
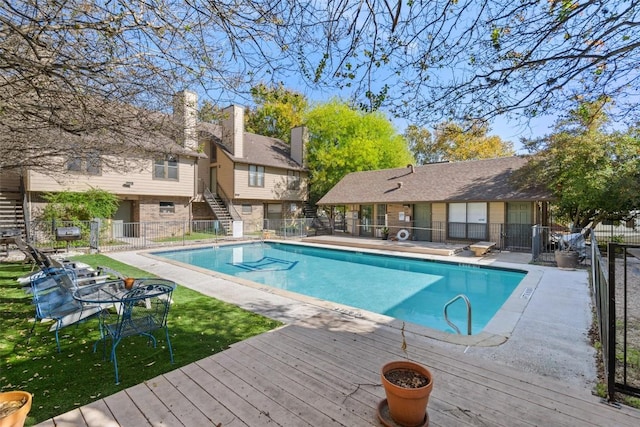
left=0, top=169, right=25, bottom=233
left=303, top=201, right=333, bottom=236
left=302, top=202, right=317, bottom=219
left=0, top=195, right=24, bottom=230
left=203, top=189, right=234, bottom=236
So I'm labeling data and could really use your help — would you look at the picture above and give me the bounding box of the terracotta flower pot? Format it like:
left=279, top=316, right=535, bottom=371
left=0, top=391, right=32, bottom=427
left=381, top=361, right=433, bottom=427
left=123, top=277, right=136, bottom=289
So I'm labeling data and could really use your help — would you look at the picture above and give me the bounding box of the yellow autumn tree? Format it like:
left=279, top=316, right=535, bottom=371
left=433, top=121, right=514, bottom=161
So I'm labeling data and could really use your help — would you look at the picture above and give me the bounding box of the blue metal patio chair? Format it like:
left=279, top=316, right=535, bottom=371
left=29, top=269, right=103, bottom=352
left=96, top=283, right=175, bottom=384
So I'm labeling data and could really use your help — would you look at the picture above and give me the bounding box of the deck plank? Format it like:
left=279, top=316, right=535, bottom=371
left=79, top=399, right=118, bottom=427
left=50, top=409, right=88, bottom=427
left=214, top=351, right=347, bottom=426
left=143, top=374, right=214, bottom=426
left=163, top=367, right=248, bottom=426
left=101, top=390, right=150, bottom=426
left=121, top=382, right=181, bottom=426
left=36, top=313, right=640, bottom=427
left=228, top=340, right=378, bottom=426
left=180, top=362, right=273, bottom=426
left=288, top=315, right=640, bottom=427
left=195, top=354, right=308, bottom=426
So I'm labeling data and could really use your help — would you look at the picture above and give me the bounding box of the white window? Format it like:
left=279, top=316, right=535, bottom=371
left=467, top=203, right=487, bottom=224
left=448, top=202, right=487, bottom=239
left=449, top=203, right=467, bottom=223
left=249, top=165, right=264, bottom=187
left=154, top=155, right=178, bottom=180
left=287, top=170, right=300, bottom=190
left=67, top=151, right=101, bottom=175
left=159, top=201, right=175, bottom=213
left=242, top=204, right=252, bottom=214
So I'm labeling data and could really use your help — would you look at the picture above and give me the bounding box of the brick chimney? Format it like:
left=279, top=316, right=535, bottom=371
left=173, top=90, right=198, bottom=152
left=290, top=126, right=307, bottom=167
left=222, top=105, right=244, bottom=158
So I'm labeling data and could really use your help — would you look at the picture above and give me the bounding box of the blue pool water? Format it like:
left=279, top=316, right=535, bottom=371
left=156, top=242, right=526, bottom=334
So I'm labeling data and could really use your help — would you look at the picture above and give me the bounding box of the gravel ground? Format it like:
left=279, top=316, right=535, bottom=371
left=614, top=255, right=640, bottom=388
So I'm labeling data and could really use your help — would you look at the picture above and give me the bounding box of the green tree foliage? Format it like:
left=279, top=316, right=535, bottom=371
left=40, top=189, right=120, bottom=222
left=245, top=83, right=308, bottom=143
left=198, top=101, right=224, bottom=124
left=296, top=1, right=640, bottom=126
left=404, top=122, right=514, bottom=164
left=4, top=2, right=640, bottom=176
left=404, top=125, right=439, bottom=165
left=305, top=100, right=414, bottom=203
left=517, top=99, right=640, bottom=228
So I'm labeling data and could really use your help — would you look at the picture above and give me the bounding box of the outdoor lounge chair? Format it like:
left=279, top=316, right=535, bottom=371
left=17, top=240, right=107, bottom=287
left=28, top=269, right=104, bottom=352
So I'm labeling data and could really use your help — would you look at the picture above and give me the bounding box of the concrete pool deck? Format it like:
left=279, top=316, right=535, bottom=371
left=106, top=238, right=596, bottom=391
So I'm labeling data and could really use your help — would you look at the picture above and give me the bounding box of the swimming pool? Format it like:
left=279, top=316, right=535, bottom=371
left=155, top=242, right=526, bottom=334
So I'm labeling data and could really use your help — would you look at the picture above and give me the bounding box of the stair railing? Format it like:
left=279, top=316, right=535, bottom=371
left=213, top=186, right=241, bottom=221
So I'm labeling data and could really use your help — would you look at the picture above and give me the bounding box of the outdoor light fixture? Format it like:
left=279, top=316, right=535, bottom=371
left=123, top=181, right=134, bottom=187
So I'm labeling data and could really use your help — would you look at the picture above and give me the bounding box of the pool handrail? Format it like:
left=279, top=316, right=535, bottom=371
left=443, top=294, right=472, bottom=335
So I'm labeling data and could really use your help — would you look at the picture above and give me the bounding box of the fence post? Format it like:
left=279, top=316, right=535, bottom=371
left=531, top=225, right=539, bottom=262
left=607, top=242, right=617, bottom=402
left=89, top=219, right=100, bottom=253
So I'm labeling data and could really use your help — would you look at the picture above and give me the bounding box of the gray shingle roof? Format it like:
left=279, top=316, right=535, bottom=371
left=198, top=122, right=305, bottom=170
left=317, top=156, right=552, bottom=205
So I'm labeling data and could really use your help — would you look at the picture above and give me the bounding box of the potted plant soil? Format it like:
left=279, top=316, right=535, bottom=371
left=380, top=361, right=432, bottom=426
left=378, top=324, right=433, bottom=427
left=0, top=391, right=32, bottom=427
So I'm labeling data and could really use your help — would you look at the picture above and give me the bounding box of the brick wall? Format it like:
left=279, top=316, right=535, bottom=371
left=138, top=197, right=190, bottom=222
left=192, top=201, right=214, bottom=220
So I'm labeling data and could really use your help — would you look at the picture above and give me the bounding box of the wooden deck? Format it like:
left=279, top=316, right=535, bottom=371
left=37, top=312, right=640, bottom=427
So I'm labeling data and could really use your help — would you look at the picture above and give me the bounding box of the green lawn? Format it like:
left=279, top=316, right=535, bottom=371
left=0, top=255, right=282, bottom=426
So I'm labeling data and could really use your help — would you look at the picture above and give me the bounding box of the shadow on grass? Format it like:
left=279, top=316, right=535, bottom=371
left=0, top=260, right=281, bottom=426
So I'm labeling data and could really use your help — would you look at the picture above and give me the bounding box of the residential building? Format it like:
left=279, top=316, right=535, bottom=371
left=317, top=157, right=552, bottom=250
left=195, top=104, right=309, bottom=233
left=0, top=91, right=309, bottom=237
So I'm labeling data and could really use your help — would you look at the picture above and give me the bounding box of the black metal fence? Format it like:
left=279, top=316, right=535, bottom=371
left=531, top=225, right=591, bottom=266
left=350, top=221, right=534, bottom=251
left=591, top=238, right=640, bottom=401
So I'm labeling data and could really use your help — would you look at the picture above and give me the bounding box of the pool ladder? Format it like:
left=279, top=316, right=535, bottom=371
left=443, top=294, right=472, bottom=335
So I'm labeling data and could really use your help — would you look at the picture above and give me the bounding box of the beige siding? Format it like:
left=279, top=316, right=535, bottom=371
left=489, top=202, right=505, bottom=224
left=214, top=153, right=234, bottom=198
left=0, top=170, right=21, bottom=192
left=26, top=155, right=196, bottom=197
left=488, top=202, right=506, bottom=243
left=431, top=203, right=447, bottom=242
left=234, top=164, right=308, bottom=201
left=196, top=141, right=214, bottom=193
left=432, top=203, right=447, bottom=222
